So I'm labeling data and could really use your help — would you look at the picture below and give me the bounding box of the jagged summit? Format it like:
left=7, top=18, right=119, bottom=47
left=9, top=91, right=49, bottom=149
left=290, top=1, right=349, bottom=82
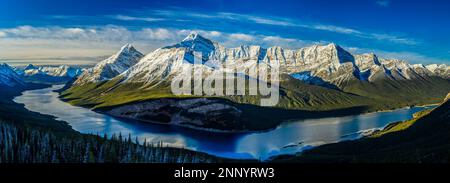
left=74, top=43, right=144, bottom=84
left=325, top=43, right=344, bottom=51
left=24, top=64, right=38, bottom=70
left=176, top=33, right=218, bottom=56
left=119, top=43, right=138, bottom=54
left=180, top=33, right=216, bottom=46
left=122, top=43, right=133, bottom=48
left=181, top=33, right=216, bottom=43
left=182, top=33, right=201, bottom=42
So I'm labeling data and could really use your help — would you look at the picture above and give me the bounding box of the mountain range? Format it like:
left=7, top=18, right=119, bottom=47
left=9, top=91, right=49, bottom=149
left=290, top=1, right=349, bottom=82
left=73, top=33, right=449, bottom=87
left=14, top=64, right=84, bottom=84
left=56, top=33, right=450, bottom=131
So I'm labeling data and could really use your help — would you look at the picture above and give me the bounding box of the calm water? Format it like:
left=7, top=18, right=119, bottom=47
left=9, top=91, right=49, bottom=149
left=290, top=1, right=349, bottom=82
left=14, top=85, right=434, bottom=160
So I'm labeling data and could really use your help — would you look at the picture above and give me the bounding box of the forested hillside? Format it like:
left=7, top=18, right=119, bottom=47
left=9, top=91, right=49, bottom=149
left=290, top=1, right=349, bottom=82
left=0, top=122, right=222, bottom=163
left=272, top=93, right=450, bottom=163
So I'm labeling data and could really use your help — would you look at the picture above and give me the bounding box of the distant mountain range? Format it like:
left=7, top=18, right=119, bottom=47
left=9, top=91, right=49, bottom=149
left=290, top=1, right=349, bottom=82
left=15, top=64, right=84, bottom=84
left=57, top=33, right=450, bottom=131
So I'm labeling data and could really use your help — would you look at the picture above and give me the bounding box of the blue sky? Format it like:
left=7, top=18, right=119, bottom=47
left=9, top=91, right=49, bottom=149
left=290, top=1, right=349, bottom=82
left=0, top=0, right=449, bottom=65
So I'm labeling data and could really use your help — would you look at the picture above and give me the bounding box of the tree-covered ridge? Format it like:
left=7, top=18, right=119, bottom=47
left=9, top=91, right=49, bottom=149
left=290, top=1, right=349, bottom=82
left=0, top=122, right=222, bottom=163
left=271, top=92, right=450, bottom=163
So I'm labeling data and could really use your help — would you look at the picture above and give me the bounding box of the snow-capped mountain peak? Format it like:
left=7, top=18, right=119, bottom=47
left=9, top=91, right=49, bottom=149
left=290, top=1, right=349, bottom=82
left=24, top=64, right=38, bottom=70
left=176, top=33, right=219, bottom=58
left=74, top=43, right=144, bottom=84
left=119, top=43, right=139, bottom=56
left=181, top=33, right=216, bottom=44
left=182, top=33, right=200, bottom=42
left=73, top=34, right=450, bottom=88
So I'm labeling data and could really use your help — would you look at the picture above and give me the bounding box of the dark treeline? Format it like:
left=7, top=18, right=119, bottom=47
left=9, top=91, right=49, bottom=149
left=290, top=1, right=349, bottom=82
left=0, top=122, right=222, bottom=163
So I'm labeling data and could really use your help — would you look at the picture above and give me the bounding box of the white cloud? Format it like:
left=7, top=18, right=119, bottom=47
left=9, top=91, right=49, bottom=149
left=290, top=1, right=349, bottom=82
left=175, top=29, right=223, bottom=39
left=370, top=33, right=417, bottom=45
left=0, top=25, right=320, bottom=65
left=154, top=9, right=415, bottom=45
left=249, top=16, right=295, bottom=26
left=0, top=26, right=158, bottom=64
left=138, top=28, right=175, bottom=40
left=216, top=12, right=296, bottom=26
left=0, top=25, right=434, bottom=66
left=376, top=0, right=391, bottom=7
left=1, top=25, right=136, bottom=42
left=346, top=47, right=361, bottom=53
left=65, top=28, right=85, bottom=34
left=229, top=33, right=254, bottom=41
left=114, top=15, right=165, bottom=22
left=209, top=31, right=222, bottom=37
left=312, top=25, right=362, bottom=35
left=47, top=9, right=415, bottom=46
left=262, top=36, right=296, bottom=42
left=260, top=36, right=309, bottom=48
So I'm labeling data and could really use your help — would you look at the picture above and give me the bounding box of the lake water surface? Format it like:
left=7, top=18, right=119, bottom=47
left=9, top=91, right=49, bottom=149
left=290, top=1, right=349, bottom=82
left=14, top=85, right=434, bottom=160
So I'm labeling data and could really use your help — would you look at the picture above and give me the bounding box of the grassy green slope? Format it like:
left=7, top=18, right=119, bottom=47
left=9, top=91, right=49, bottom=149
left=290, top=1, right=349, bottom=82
left=339, top=76, right=450, bottom=108
left=62, top=73, right=450, bottom=115
left=61, top=77, right=181, bottom=108
left=61, top=74, right=375, bottom=111
left=271, top=94, right=450, bottom=163
left=61, top=75, right=375, bottom=131
left=60, top=74, right=450, bottom=132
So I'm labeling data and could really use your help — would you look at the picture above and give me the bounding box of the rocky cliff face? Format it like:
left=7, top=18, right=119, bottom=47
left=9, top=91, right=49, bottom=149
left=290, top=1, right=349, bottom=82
left=105, top=98, right=244, bottom=131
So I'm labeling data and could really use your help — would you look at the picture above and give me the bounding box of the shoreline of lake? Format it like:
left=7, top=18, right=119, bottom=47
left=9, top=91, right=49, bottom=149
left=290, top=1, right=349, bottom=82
left=15, top=85, right=436, bottom=160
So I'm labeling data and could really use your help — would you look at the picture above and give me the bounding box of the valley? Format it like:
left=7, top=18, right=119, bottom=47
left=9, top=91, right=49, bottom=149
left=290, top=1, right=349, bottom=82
left=14, top=84, right=436, bottom=160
